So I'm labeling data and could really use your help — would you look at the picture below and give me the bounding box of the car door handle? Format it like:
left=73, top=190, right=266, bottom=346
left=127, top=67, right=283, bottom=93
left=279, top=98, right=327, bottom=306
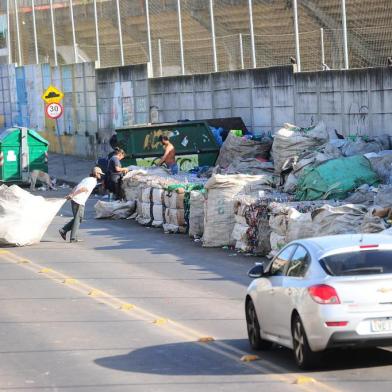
left=287, top=288, right=292, bottom=295
left=269, top=289, right=275, bottom=294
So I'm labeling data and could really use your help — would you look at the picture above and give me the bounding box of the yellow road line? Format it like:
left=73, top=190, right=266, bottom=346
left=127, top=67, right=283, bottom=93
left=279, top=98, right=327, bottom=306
left=0, top=251, right=341, bottom=392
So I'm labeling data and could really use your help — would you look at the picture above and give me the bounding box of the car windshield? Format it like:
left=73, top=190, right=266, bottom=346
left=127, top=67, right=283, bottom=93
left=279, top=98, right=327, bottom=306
left=319, top=250, right=392, bottom=276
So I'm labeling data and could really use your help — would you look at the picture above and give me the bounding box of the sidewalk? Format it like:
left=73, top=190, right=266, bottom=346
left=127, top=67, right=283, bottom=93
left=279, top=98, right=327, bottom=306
left=48, top=153, right=96, bottom=186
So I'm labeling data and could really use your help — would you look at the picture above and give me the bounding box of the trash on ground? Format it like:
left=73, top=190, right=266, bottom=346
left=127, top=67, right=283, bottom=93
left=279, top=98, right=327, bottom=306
left=94, top=200, right=136, bottom=219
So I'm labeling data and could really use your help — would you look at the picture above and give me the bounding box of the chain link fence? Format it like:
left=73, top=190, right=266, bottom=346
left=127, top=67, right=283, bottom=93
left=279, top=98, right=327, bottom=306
left=1, top=0, right=391, bottom=73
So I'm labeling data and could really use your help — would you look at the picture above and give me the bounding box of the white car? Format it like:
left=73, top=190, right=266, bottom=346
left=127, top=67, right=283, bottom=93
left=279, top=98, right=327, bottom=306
left=245, top=234, right=392, bottom=369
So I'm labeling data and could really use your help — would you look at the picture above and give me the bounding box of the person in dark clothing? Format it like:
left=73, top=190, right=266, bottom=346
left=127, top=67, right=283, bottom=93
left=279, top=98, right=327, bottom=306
left=107, top=148, right=129, bottom=199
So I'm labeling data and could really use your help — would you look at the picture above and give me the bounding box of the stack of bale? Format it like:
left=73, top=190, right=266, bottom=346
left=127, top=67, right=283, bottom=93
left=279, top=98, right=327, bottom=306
left=202, top=173, right=275, bottom=248
left=232, top=192, right=294, bottom=254
left=188, top=190, right=206, bottom=238
left=163, top=186, right=186, bottom=233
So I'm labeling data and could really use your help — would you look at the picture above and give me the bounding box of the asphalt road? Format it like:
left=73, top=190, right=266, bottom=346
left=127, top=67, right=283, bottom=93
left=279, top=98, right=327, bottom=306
left=1, top=188, right=392, bottom=391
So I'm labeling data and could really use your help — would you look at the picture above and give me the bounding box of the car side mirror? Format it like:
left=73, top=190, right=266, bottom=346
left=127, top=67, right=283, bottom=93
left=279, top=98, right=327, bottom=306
left=248, top=263, right=265, bottom=279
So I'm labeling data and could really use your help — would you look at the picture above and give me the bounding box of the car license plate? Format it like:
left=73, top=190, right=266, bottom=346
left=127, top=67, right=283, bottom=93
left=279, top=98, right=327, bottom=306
left=371, top=318, right=392, bottom=332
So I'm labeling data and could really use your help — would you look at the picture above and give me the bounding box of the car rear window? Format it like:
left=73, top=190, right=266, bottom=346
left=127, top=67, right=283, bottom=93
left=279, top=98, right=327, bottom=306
left=319, top=250, right=392, bottom=276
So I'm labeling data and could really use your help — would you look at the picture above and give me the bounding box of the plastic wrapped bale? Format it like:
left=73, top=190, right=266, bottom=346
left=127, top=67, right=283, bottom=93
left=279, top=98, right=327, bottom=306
left=164, top=188, right=185, bottom=210
left=232, top=194, right=261, bottom=253
left=151, top=187, right=165, bottom=227
left=122, top=166, right=170, bottom=202
left=283, top=141, right=345, bottom=193
left=216, top=131, right=272, bottom=169
left=374, top=185, right=392, bottom=207
left=163, top=208, right=186, bottom=234
left=271, top=122, right=328, bottom=174
left=344, top=184, right=376, bottom=206
left=296, top=155, right=379, bottom=201
left=360, top=207, right=390, bottom=233
left=189, top=190, right=205, bottom=238
left=366, top=151, right=392, bottom=184
left=232, top=191, right=294, bottom=255
left=285, top=209, right=314, bottom=243
left=311, top=204, right=367, bottom=236
left=163, top=188, right=185, bottom=233
left=0, top=185, right=65, bottom=246
left=203, top=174, right=274, bottom=248
left=341, top=139, right=383, bottom=157
left=136, top=186, right=153, bottom=226
left=94, top=200, right=136, bottom=219
left=269, top=232, right=286, bottom=257
left=267, top=200, right=342, bottom=255
left=223, top=158, right=275, bottom=175
left=231, top=223, right=251, bottom=252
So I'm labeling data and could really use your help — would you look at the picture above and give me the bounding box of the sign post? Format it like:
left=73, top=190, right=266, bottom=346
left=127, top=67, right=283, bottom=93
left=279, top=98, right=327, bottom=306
left=42, top=85, right=67, bottom=175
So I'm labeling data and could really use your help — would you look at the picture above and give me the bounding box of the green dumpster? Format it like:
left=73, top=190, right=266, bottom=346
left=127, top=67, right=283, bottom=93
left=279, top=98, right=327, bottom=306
left=115, top=118, right=246, bottom=170
left=0, top=127, right=49, bottom=183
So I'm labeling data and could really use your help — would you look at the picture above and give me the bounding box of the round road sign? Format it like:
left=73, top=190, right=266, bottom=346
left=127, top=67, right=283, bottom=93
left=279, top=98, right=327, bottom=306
left=45, top=102, right=63, bottom=119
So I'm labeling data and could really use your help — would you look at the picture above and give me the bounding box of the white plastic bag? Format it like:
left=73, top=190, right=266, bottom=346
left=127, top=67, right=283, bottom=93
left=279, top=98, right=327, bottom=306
left=0, top=185, right=65, bottom=246
left=94, top=200, right=135, bottom=219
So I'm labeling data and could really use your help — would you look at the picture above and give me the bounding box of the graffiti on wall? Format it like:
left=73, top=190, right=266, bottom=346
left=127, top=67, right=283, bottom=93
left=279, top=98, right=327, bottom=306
left=136, top=154, right=199, bottom=171
left=143, top=129, right=180, bottom=151
left=348, top=102, right=369, bottom=136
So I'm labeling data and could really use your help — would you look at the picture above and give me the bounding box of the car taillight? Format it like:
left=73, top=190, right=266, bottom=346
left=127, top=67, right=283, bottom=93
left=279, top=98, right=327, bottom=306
left=325, top=321, right=348, bottom=327
left=359, top=244, right=379, bottom=249
left=308, top=284, right=340, bottom=304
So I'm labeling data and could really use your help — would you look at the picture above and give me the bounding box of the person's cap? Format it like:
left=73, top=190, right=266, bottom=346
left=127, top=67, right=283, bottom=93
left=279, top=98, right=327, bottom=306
left=92, top=166, right=104, bottom=176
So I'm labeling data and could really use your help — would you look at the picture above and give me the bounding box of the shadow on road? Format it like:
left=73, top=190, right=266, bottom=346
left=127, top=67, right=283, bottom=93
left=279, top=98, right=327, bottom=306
left=83, top=217, right=258, bottom=287
left=94, top=338, right=392, bottom=375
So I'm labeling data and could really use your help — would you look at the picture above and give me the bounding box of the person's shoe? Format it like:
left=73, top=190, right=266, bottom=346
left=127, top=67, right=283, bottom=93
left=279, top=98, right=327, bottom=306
left=70, top=239, right=83, bottom=243
left=59, top=229, right=66, bottom=241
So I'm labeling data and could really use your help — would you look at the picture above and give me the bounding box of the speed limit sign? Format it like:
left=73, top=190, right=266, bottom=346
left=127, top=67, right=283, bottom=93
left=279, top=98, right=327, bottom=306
left=45, top=102, right=63, bottom=119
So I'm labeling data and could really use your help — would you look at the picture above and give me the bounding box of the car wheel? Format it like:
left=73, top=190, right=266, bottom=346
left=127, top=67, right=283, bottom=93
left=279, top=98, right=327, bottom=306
left=291, top=314, right=322, bottom=369
left=246, top=299, right=272, bottom=350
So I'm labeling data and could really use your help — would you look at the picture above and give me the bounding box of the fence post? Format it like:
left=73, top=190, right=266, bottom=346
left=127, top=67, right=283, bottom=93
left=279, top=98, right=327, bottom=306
left=158, top=38, right=163, bottom=77
left=341, top=0, right=349, bottom=69
left=13, top=0, right=22, bottom=65
left=145, top=0, right=153, bottom=74
left=115, top=0, right=125, bottom=66
left=177, top=0, right=185, bottom=75
left=69, top=0, right=78, bottom=63
left=239, top=33, right=244, bottom=69
left=210, top=0, right=218, bottom=72
left=248, top=0, right=256, bottom=68
left=49, top=0, right=58, bottom=66
left=31, top=0, right=39, bottom=64
left=293, top=0, right=301, bottom=72
left=93, top=0, right=100, bottom=67
left=6, top=0, right=12, bottom=64
left=320, top=27, right=325, bottom=68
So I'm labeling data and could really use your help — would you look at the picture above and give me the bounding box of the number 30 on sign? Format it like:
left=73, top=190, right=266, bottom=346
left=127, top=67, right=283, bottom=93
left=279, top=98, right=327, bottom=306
left=45, top=102, right=63, bottom=119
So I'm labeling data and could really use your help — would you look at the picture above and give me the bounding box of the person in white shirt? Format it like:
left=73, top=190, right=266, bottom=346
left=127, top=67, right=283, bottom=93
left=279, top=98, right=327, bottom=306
left=59, top=166, right=104, bottom=243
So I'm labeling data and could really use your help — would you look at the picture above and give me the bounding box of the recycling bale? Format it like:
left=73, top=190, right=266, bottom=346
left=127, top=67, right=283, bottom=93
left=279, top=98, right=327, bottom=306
left=295, top=155, right=379, bottom=201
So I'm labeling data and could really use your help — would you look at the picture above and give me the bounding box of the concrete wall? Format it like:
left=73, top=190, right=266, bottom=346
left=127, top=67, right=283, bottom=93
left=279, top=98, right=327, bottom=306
left=0, top=62, right=98, bottom=158
left=151, top=66, right=392, bottom=137
left=1, top=63, right=391, bottom=159
left=149, top=67, right=295, bottom=134
left=295, top=68, right=392, bottom=137
left=0, top=63, right=149, bottom=159
left=96, top=65, right=149, bottom=157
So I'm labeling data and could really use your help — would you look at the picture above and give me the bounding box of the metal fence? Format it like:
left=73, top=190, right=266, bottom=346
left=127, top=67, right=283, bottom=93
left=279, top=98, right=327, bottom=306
left=1, top=0, right=391, bottom=74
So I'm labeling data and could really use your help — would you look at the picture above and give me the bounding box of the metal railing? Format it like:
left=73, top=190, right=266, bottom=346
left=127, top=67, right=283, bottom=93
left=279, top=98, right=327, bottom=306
left=1, top=0, right=391, bottom=74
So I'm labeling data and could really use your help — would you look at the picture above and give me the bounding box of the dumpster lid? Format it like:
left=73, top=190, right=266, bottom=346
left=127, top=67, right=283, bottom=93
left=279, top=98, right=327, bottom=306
left=0, top=127, right=49, bottom=145
left=28, top=129, right=49, bottom=146
left=115, top=117, right=247, bottom=132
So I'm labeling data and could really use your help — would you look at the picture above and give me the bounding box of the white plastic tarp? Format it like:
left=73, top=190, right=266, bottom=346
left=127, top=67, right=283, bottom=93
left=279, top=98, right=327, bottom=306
left=0, top=185, right=65, bottom=246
